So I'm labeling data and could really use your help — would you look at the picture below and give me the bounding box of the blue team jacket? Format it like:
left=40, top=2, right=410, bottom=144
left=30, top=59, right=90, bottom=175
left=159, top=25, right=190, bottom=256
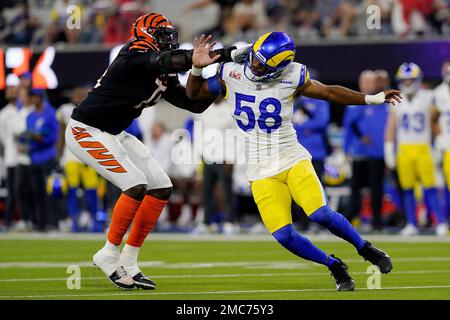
left=293, top=96, right=330, bottom=160
left=343, top=104, right=388, bottom=159
left=26, top=104, right=58, bottom=165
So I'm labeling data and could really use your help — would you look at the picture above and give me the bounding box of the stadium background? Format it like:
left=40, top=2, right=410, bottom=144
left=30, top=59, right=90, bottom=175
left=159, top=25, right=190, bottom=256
left=0, top=0, right=449, bottom=234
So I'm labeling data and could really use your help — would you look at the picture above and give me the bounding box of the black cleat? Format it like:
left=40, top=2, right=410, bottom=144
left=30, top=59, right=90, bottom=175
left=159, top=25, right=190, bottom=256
left=358, top=241, right=393, bottom=274
left=328, top=255, right=355, bottom=291
left=132, top=272, right=156, bottom=290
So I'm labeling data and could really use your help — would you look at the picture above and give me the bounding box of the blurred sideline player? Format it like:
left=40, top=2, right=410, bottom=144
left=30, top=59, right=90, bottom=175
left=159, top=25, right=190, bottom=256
left=343, top=71, right=389, bottom=231
left=186, top=32, right=399, bottom=291
left=57, top=86, right=101, bottom=232
left=435, top=62, right=450, bottom=222
left=385, top=63, right=448, bottom=236
left=65, top=13, right=244, bottom=290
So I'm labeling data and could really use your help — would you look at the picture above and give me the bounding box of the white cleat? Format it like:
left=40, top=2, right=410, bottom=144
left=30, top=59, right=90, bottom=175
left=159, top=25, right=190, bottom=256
left=93, top=248, right=135, bottom=290
left=400, top=224, right=419, bottom=236
left=436, top=223, right=449, bottom=236
left=222, top=222, right=240, bottom=236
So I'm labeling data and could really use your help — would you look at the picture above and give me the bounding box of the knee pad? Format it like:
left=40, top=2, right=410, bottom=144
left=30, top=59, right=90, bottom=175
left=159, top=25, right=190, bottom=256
left=272, top=224, right=295, bottom=249
left=309, top=205, right=334, bottom=226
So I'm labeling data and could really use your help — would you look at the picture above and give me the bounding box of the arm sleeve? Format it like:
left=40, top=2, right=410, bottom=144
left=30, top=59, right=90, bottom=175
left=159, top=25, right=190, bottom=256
left=206, top=75, right=224, bottom=96
left=298, top=64, right=311, bottom=88
left=163, top=83, right=215, bottom=113
left=127, top=49, right=195, bottom=74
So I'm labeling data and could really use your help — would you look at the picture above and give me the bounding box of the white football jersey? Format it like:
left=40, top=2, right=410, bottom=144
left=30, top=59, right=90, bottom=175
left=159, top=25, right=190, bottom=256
left=220, top=61, right=311, bottom=181
left=57, top=103, right=81, bottom=164
left=434, top=82, right=450, bottom=150
left=391, top=89, right=434, bottom=145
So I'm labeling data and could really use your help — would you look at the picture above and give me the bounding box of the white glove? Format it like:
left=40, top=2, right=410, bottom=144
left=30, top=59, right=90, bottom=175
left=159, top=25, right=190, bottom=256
left=231, top=45, right=251, bottom=64
left=384, top=141, right=396, bottom=169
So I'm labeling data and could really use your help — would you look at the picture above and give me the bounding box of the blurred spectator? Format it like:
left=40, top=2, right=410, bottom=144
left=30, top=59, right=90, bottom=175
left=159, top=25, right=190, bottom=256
left=23, top=89, right=58, bottom=231
left=293, top=96, right=331, bottom=179
left=0, top=0, right=448, bottom=45
left=317, top=0, right=359, bottom=37
left=226, top=0, right=268, bottom=40
left=13, top=87, right=35, bottom=232
left=2, top=1, right=40, bottom=45
left=185, top=0, right=238, bottom=37
left=0, top=84, right=19, bottom=228
left=57, top=86, right=102, bottom=232
left=147, top=122, right=173, bottom=173
left=343, top=70, right=383, bottom=231
left=192, top=95, right=238, bottom=234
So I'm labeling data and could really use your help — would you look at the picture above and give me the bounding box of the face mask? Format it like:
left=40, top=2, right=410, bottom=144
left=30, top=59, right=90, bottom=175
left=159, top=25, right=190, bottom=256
left=399, top=79, right=420, bottom=96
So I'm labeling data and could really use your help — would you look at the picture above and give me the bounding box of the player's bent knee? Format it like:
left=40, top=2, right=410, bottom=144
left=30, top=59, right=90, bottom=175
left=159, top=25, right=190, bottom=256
left=272, top=224, right=295, bottom=248
left=147, top=186, right=173, bottom=201
left=309, top=205, right=334, bottom=226
left=124, top=184, right=147, bottom=201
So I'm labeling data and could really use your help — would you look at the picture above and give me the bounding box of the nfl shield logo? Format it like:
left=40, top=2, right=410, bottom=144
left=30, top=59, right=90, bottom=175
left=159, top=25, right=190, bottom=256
left=256, top=84, right=262, bottom=90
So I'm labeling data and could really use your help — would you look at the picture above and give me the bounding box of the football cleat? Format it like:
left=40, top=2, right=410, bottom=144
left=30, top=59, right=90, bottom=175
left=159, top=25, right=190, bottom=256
left=436, top=223, right=449, bottom=236
left=358, top=241, right=393, bottom=274
left=328, top=255, right=355, bottom=291
left=400, top=224, right=419, bottom=236
left=93, top=249, right=135, bottom=290
left=132, top=272, right=156, bottom=290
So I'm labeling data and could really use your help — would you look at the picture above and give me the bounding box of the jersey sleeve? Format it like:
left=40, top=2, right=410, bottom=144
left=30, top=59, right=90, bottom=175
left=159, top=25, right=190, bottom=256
left=206, top=63, right=227, bottom=96
left=297, top=64, right=310, bottom=88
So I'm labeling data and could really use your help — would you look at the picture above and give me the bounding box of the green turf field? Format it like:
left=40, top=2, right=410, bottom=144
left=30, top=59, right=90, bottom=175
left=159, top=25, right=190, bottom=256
left=0, top=234, right=449, bottom=300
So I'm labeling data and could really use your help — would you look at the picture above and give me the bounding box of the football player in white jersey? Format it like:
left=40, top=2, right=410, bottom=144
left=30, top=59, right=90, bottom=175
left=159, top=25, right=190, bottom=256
left=385, top=63, right=448, bottom=236
left=186, top=32, right=401, bottom=291
left=434, top=62, right=450, bottom=229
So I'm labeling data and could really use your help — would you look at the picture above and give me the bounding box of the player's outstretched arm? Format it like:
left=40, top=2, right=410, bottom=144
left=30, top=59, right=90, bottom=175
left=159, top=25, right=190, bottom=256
left=163, top=83, right=216, bottom=113
left=297, top=79, right=402, bottom=105
left=186, top=35, right=225, bottom=100
left=140, top=34, right=236, bottom=74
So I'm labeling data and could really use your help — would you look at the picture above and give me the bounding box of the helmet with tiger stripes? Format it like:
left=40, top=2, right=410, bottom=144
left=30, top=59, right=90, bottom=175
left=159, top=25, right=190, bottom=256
left=130, top=13, right=179, bottom=52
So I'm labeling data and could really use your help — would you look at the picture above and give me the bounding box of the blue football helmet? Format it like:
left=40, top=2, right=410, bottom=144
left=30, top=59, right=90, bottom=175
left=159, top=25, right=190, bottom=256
left=396, top=62, right=423, bottom=96
left=244, top=32, right=296, bottom=82
left=46, top=172, right=68, bottom=199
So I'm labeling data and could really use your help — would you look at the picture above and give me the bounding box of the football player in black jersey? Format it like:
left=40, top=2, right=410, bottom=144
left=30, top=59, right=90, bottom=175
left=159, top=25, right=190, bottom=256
left=66, top=12, right=245, bottom=290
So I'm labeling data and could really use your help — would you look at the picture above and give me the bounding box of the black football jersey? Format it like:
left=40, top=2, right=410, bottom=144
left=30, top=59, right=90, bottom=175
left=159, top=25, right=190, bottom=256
left=72, top=44, right=180, bottom=135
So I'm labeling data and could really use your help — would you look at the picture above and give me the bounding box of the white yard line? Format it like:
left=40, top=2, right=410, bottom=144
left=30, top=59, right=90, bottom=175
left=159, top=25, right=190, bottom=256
left=0, top=269, right=449, bottom=283
left=1, top=285, right=450, bottom=299
left=0, top=256, right=449, bottom=269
